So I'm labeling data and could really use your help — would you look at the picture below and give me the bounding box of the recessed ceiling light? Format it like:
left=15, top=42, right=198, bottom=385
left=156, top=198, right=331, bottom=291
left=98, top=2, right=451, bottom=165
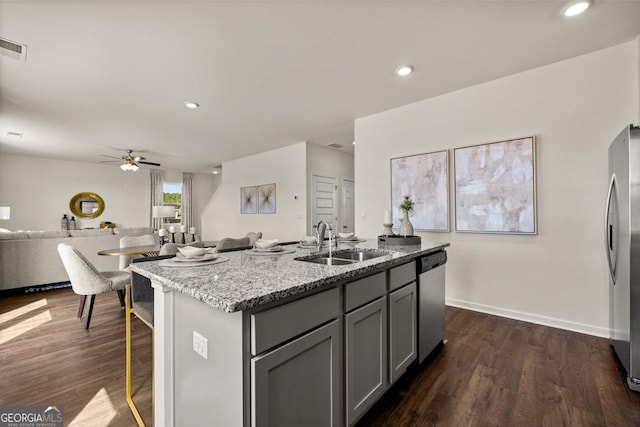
left=212, top=170, right=219, bottom=175
left=184, top=101, right=200, bottom=109
left=396, top=65, right=414, bottom=76
left=562, top=0, right=592, bottom=17
left=352, top=141, right=356, bottom=145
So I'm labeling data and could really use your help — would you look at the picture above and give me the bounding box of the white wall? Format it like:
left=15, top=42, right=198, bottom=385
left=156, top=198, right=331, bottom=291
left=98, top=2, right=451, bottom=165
left=0, top=153, right=217, bottom=232
left=306, top=143, right=355, bottom=234
left=355, top=39, right=640, bottom=337
left=201, top=143, right=308, bottom=241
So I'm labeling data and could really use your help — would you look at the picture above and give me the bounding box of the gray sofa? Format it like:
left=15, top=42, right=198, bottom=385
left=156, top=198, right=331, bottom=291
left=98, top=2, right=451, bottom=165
left=0, top=227, right=156, bottom=291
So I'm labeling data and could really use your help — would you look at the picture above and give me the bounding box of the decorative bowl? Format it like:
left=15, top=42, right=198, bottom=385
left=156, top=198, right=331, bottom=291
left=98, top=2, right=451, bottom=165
left=254, top=239, right=279, bottom=249
left=177, top=246, right=207, bottom=258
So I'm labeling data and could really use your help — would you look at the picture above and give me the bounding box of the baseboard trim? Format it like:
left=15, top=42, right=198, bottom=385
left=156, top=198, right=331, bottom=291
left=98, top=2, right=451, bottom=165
left=445, top=298, right=609, bottom=338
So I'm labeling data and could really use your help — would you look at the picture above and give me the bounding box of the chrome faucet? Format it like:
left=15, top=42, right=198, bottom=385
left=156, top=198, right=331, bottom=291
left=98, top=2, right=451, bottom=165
left=316, top=220, right=332, bottom=251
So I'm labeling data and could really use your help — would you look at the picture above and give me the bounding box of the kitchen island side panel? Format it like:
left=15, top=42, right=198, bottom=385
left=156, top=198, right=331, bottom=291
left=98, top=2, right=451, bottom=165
left=173, top=290, right=247, bottom=426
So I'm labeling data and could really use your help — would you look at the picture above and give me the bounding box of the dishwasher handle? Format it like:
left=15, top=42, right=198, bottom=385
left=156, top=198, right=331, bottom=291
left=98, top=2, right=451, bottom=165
left=418, top=251, right=447, bottom=274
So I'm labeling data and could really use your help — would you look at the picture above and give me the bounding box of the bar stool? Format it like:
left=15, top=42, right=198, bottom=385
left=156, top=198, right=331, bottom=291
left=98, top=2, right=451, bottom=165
left=126, top=256, right=172, bottom=426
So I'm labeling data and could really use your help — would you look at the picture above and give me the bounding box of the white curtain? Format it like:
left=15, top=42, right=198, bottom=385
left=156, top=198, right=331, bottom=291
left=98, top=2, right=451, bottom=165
left=150, top=169, right=164, bottom=229
left=182, top=172, right=193, bottom=230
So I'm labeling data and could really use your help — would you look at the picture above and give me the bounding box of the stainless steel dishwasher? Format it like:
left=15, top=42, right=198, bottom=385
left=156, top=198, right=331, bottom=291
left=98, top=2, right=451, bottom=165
left=417, top=250, right=447, bottom=363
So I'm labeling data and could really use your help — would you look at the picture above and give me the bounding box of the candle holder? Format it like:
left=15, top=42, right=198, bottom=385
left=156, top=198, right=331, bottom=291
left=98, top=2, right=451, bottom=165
left=190, top=233, right=196, bottom=242
left=170, top=232, right=176, bottom=244
left=181, top=232, right=186, bottom=244
left=159, top=235, right=165, bottom=246
left=382, top=223, right=395, bottom=237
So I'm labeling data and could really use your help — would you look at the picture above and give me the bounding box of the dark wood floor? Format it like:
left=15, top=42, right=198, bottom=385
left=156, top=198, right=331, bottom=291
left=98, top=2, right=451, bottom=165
left=0, top=287, right=152, bottom=426
left=2, top=288, right=640, bottom=426
left=358, top=307, right=640, bottom=427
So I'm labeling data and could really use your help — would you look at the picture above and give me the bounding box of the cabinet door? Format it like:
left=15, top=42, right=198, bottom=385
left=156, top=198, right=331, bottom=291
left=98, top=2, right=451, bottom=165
left=346, top=296, right=388, bottom=426
left=251, top=319, right=342, bottom=427
left=389, top=282, right=417, bottom=384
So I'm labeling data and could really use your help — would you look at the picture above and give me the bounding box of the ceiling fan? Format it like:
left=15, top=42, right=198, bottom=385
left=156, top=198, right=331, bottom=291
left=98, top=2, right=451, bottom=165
left=100, top=149, right=161, bottom=171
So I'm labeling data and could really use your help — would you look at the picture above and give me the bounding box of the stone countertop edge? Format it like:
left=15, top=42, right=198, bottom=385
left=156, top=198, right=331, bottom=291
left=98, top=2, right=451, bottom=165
left=130, top=240, right=450, bottom=313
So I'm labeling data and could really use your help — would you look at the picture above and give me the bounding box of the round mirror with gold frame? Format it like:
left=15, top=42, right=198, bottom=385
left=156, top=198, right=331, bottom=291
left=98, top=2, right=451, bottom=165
left=70, top=192, right=105, bottom=219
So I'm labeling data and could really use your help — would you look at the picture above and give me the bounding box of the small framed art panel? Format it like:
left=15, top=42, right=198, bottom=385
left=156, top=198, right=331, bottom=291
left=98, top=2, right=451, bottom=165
left=390, top=150, right=450, bottom=232
left=258, top=183, right=276, bottom=214
left=454, top=136, right=536, bottom=234
left=241, top=186, right=257, bottom=214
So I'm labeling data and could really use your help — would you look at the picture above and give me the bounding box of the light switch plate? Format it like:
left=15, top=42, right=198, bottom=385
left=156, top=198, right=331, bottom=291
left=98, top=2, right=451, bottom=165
left=193, top=331, right=208, bottom=360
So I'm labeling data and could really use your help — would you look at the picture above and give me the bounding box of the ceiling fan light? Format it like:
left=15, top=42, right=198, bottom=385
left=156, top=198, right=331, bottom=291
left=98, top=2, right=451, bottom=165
left=120, top=163, right=128, bottom=171
left=132, top=164, right=139, bottom=171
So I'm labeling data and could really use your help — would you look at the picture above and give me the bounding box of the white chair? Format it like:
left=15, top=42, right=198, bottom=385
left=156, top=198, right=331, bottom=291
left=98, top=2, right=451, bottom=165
left=244, top=231, right=262, bottom=246
left=57, top=243, right=130, bottom=329
left=215, top=237, right=251, bottom=252
left=119, top=234, right=157, bottom=271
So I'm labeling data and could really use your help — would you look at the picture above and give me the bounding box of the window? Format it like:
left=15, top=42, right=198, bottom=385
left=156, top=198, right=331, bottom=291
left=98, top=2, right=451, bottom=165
left=163, top=182, right=182, bottom=224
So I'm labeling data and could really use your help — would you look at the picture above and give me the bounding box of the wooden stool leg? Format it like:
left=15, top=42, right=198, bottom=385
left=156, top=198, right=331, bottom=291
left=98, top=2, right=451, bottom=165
left=84, top=295, right=96, bottom=330
left=77, top=295, right=87, bottom=318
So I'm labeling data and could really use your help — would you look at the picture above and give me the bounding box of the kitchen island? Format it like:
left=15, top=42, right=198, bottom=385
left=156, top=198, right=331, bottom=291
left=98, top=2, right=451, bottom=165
left=131, top=239, right=449, bottom=427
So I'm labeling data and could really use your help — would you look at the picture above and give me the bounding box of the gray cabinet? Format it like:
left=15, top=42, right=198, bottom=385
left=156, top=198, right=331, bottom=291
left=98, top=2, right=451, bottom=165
left=251, top=319, right=342, bottom=427
left=345, top=296, right=388, bottom=426
left=250, top=288, right=342, bottom=427
left=389, top=282, right=417, bottom=384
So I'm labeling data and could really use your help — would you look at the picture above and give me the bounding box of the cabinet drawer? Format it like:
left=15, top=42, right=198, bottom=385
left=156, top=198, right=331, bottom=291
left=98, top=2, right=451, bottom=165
left=344, top=272, right=386, bottom=313
left=251, top=287, right=340, bottom=356
left=389, top=261, right=416, bottom=291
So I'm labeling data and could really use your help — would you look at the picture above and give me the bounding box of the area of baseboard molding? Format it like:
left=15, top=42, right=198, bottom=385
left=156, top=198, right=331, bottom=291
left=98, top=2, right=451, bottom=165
left=446, top=298, right=609, bottom=338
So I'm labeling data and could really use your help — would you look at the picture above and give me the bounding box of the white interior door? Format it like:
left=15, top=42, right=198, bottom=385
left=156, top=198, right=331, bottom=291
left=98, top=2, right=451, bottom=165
left=311, top=174, right=337, bottom=235
left=342, top=178, right=355, bottom=233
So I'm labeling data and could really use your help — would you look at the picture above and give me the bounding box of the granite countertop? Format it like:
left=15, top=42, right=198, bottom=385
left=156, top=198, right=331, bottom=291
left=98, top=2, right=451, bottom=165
left=130, top=238, right=449, bottom=313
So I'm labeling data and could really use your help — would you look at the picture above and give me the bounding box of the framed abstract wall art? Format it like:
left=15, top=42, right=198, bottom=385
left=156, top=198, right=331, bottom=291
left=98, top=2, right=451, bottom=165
left=454, top=136, right=537, bottom=234
left=258, top=183, right=276, bottom=214
left=241, top=186, right=257, bottom=214
left=390, top=149, right=450, bottom=232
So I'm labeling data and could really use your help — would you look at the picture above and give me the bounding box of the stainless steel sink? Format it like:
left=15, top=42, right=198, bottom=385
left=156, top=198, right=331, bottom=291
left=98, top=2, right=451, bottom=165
left=302, top=257, right=355, bottom=266
left=332, top=250, right=386, bottom=262
left=295, top=249, right=388, bottom=266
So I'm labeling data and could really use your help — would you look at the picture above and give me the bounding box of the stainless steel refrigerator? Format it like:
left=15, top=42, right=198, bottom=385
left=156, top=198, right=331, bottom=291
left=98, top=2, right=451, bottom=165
left=606, top=124, right=640, bottom=392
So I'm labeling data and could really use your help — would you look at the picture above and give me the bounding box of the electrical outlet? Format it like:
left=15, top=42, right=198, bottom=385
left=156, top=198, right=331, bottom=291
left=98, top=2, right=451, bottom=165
left=193, top=331, right=208, bottom=360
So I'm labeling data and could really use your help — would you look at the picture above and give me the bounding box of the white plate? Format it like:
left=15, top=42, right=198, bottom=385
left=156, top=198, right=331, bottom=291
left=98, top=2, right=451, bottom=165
left=251, top=246, right=283, bottom=253
left=247, top=247, right=296, bottom=256
left=175, top=253, right=218, bottom=262
left=159, top=256, right=229, bottom=267
left=297, top=243, right=317, bottom=249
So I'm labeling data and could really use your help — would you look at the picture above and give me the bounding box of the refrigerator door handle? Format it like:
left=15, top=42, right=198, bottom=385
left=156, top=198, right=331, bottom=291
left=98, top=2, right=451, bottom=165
left=605, top=173, right=617, bottom=283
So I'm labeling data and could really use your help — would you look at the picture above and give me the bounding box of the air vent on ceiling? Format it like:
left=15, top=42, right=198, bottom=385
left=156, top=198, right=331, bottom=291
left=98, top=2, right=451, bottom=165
left=0, top=37, right=27, bottom=62
left=328, top=143, right=344, bottom=149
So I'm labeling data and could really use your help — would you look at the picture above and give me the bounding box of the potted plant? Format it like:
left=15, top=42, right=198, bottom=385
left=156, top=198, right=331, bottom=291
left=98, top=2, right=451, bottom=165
left=399, top=195, right=415, bottom=236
